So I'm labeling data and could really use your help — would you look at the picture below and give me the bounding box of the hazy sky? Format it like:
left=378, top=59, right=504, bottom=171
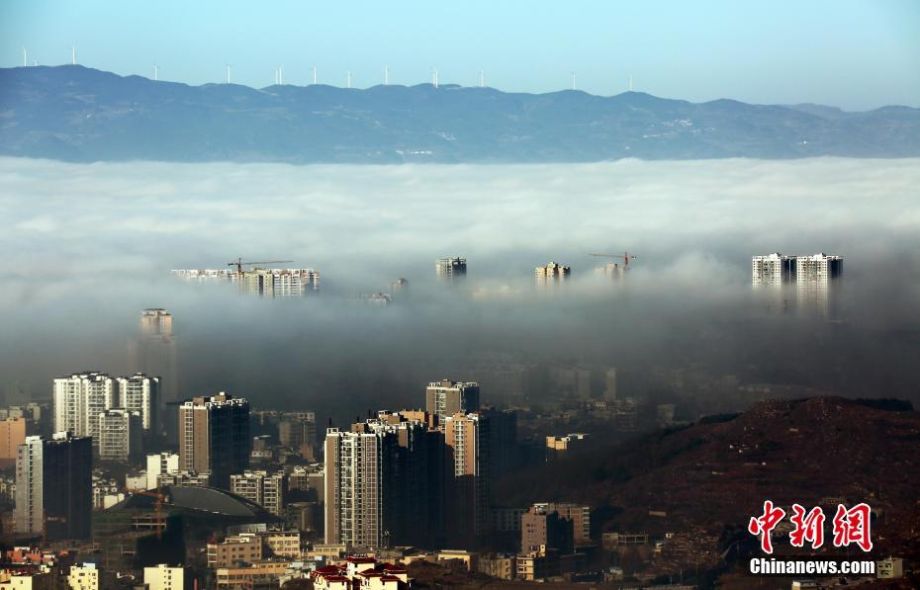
left=1, top=1, right=918, bottom=109
left=2, top=157, right=920, bottom=419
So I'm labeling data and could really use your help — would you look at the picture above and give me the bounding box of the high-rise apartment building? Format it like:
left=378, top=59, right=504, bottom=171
left=535, top=261, right=571, bottom=281
left=136, top=308, right=178, bottom=442
left=752, top=252, right=842, bottom=285
left=324, top=413, right=439, bottom=550
left=324, top=425, right=390, bottom=549
left=178, top=393, right=250, bottom=489
left=230, top=470, right=287, bottom=516
left=53, top=372, right=116, bottom=444
left=0, top=417, right=27, bottom=467
left=442, top=411, right=492, bottom=546
left=752, top=253, right=796, bottom=286
left=425, top=379, right=480, bottom=421
left=795, top=253, right=843, bottom=282
left=116, top=373, right=159, bottom=434
left=238, top=268, right=320, bottom=297
left=15, top=432, right=92, bottom=540
left=97, top=409, right=143, bottom=463
left=435, top=257, right=467, bottom=280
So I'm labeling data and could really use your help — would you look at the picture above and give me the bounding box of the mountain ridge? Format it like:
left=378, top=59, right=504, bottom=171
left=2, top=65, right=918, bottom=163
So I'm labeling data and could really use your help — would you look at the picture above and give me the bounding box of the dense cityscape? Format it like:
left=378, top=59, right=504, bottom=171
left=5, top=249, right=910, bottom=590
left=2, top=2, right=919, bottom=589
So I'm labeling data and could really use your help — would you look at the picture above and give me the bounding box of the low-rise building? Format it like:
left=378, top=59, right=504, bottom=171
left=263, top=531, right=301, bottom=559
left=477, top=554, right=515, bottom=580
left=144, top=564, right=185, bottom=590
left=876, top=556, right=904, bottom=579
left=214, top=562, right=288, bottom=589
left=67, top=563, right=99, bottom=590
left=207, top=534, right=262, bottom=569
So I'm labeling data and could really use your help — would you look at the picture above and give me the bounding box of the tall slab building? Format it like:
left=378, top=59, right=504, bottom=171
left=178, top=393, right=250, bottom=489
left=15, top=433, right=92, bottom=540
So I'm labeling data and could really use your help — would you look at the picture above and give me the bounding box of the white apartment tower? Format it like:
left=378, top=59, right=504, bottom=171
left=53, top=372, right=116, bottom=441
left=752, top=252, right=842, bottom=285
left=324, top=426, right=388, bottom=548
left=752, top=253, right=796, bottom=286
left=117, top=373, right=159, bottom=432
left=795, top=253, right=843, bottom=282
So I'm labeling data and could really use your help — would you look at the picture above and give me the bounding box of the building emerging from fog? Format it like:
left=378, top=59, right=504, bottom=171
left=752, top=253, right=797, bottom=286
left=136, top=309, right=178, bottom=442
left=171, top=268, right=319, bottom=296
left=535, top=261, right=571, bottom=281
left=752, top=253, right=842, bottom=315
left=795, top=253, right=843, bottom=282
left=426, top=379, right=480, bottom=421
left=436, top=257, right=467, bottom=280
left=751, top=253, right=842, bottom=285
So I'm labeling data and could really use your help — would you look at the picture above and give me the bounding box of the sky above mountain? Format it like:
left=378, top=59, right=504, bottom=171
left=1, top=0, right=918, bottom=110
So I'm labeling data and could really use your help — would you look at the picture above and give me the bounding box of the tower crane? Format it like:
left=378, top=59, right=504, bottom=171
left=588, top=251, right=637, bottom=268
left=227, top=258, right=294, bottom=274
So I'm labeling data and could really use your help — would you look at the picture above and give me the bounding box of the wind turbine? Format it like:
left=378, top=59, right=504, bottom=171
left=432, top=67, right=439, bottom=88
left=571, top=71, right=576, bottom=90
left=346, top=71, right=352, bottom=88
left=71, top=45, right=76, bottom=65
left=479, top=69, right=485, bottom=88
left=384, top=65, right=389, bottom=85
left=22, top=47, right=27, bottom=67
left=153, top=64, right=159, bottom=81
left=312, top=65, right=317, bottom=85
left=628, top=75, right=634, bottom=92
left=226, top=64, right=231, bottom=84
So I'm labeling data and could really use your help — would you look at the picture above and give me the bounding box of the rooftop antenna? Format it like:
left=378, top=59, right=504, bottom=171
left=22, top=47, right=27, bottom=67
left=312, top=65, right=317, bottom=85
left=226, top=64, right=231, bottom=84
left=154, top=64, right=158, bottom=81
left=71, top=45, right=76, bottom=65
left=384, top=65, right=389, bottom=85
left=628, top=75, right=633, bottom=92
left=479, top=69, right=485, bottom=88
left=432, top=67, right=439, bottom=88
left=346, top=70, right=352, bottom=88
